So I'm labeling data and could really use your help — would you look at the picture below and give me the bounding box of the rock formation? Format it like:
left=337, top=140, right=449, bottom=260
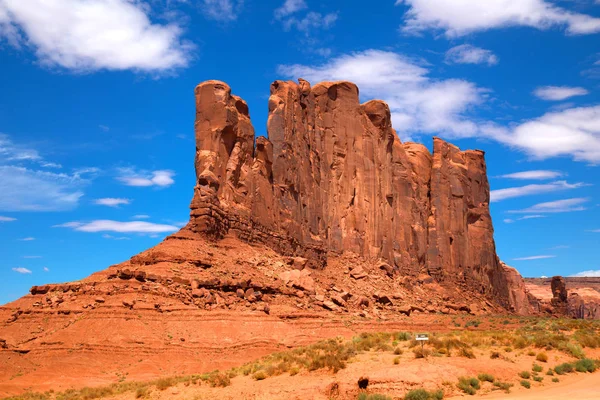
left=525, top=276, right=600, bottom=319
left=188, top=79, right=530, bottom=313
left=0, top=79, right=539, bottom=395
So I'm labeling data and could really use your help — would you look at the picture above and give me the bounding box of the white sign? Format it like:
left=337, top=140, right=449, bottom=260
left=415, top=333, right=429, bottom=341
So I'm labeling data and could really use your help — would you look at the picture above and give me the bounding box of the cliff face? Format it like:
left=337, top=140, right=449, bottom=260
left=188, top=79, right=530, bottom=313
left=525, top=276, right=600, bottom=319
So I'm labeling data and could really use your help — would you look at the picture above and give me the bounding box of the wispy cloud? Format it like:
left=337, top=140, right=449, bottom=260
left=23, top=255, right=42, bottom=259
left=93, top=198, right=131, bottom=207
left=274, top=0, right=337, bottom=37
left=0, top=166, right=86, bottom=211
left=0, top=216, right=16, bottom=222
left=43, top=267, right=49, bottom=272
left=533, top=86, right=589, bottom=101
left=102, top=234, right=131, bottom=240
left=132, top=214, right=150, bottom=219
left=0, top=0, right=192, bottom=72
left=503, top=215, right=546, bottom=224
left=550, top=245, right=569, bottom=249
left=444, top=44, right=498, bottom=66
left=397, top=0, right=600, bottom=36
left=202, top=0, right=244, bottom=22
left=99, top=125, right=110, bottom=132
left=54, top=220, right=179, bottom=233
left=18, top=237, right=35, bottom=241
left=508, top=198, right=589, bottom=214
left=117, top=168, right=175, bottom=188
left=274, top=0, right=307, bottom=19
left=570, top=270, right=600, bottom=277
left=490, top=181, right=586, bottom=202
left=587, top=229, right=600, bottom=233
left=498, top=170, right=565, bottom=180
left=12, top=267, right=32, bottom=274
left=513, top=255, right=556, bottom=261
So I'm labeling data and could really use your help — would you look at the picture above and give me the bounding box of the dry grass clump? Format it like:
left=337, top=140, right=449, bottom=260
left=477, top=373, right=494, bottom=382
left=492, top=381, right=513, bottom=393
left=536, top=352, right=548, bottom=362
left=403, top=388, right=444, bottom=400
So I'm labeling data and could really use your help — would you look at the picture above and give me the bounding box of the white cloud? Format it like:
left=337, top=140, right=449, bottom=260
left=397, top=0, right=600, bottom=36
left=23, top=255, right=42, bottom=259
left=0, top=166, right=86, bottom=211
left=513, top=255, right=556, bottom=261
left=132, top=214, right=150, bottom=219
left=485, top=105, right=600, bottom=163
left=503, top=218, right=514, bottom=224
left=202, top=0, right=243, bottom=22
left=99, top=125, right=110, bottom=132
left=570, top=270, right=600, bottom=277
left=533, top=86, right=589, bottom=101
left=0, top=133, right=40, bottom=163
left=102, top=233, right=131, bottom=240
left=0, top=0, right=192, bottom=72
left=490, top=180, right=586, bottom=202
left=518, top=215, right=546, bottom=220
left=94, top=198, right=131, bottom=207
left=117, top=168, right=175, bottom=187
left=508, top=197, right=589, bottom=214
left=54, top=220, right=179, bottom=233
left=278, top=49, right=485, bottom=141
left=274, top=0, right=307, bottom=19
left=19, top=237, right=35, bottom=241
left=12, top=267, right=32, bottom=274
left=0, top=216, right=16, bottom=222
left=282, top=11, right=338, bottom=35
left=498, top=170, right=564, bottom=180
left=445, top=44, right=498, bottom=66
left=43, top=266, right=49, bottom=272
left=588, top=229, right=600, bottom=233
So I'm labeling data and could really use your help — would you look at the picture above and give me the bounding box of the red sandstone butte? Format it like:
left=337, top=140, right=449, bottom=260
left=188, top=79, right=530, bottom=313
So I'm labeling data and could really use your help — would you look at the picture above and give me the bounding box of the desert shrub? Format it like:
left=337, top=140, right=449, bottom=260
left=413, top=347, right=431, bottom=359
left=513, top=336, right=529, bottom=349
left=546, top=369, right=554, bottom=375
left=566, top=343, right=585, bottom=359
left=520, top=380, right=531, bottom=389
left=518, top=371, right=530, bottom=379
left=155, top=378, right=176, bottom=391
left=532, top=364, right=543, bottom=373
left=289, top=367, right=299, bottom=376
left=504, top=347, right=513, bottom=353
left=554, top=363, right=574, bottom=375
left=458, top=348, right=476, bottom=359
left=404, top=388, right=444, bottom=400
left=135, top=387, right=149, bottom=399
left=393, top=357, right=401, bottom=365
left=465, top=320, right=481, bottom=328
left=206, top=372, right=230, bottom=387
left=573, top=330, right=600, bottom=348
left=457, top=377, right=480, bottom=395
left=253, top=371, right=267, bottom=381
left=552, top=377, right=559, bottom=383
left=527, top=350, right=536, bottom=356
left=533, top=376, right=543, bottom=382
left=358, top=394, right=392, bottom=400
left=536, top=352, right=548, bottom=362
left=492, top=381, right=513, bottom=393
left=394, top=347, right=403, bottom=355
left=575, top=358, right=597, bottom=373
left=396, top=332, right=412, bottom=341
left=477, top=373, right=494, bottom=383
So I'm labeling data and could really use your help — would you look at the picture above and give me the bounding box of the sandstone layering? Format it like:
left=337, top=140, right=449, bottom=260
left=189, top=79, right=528, bottom=313
left=1, top=79, right=538, bottom=395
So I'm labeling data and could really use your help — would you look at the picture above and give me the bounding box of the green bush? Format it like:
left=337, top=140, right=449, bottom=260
left=404, top=388, right=444, bottom=400
left=492, top=381, right=513, bottom=393
left=533, top=376, right=543, bottom=382
left=477, top=373, right=494, bottom=383
left=396, top=332, right=411, bottom=341
left=546, top=369, right=554, bottom=376
left=554, top=363, right=574, bottom=375
left=566, top=343, right=585, bottom=359
left=457, top=377, right=480, bottom=395
left=552, top=377, right=559, bottom=383
left=575, top=358, right=597, bottom=373
left=520, top=380, right=531, bottom=389
left=532, top=364, right=543, bottom=373
left=518, top=371, right=531, bottom=379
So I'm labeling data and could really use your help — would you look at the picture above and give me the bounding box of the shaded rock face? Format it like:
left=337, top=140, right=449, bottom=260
left=188, top=78, right=530, bottom=313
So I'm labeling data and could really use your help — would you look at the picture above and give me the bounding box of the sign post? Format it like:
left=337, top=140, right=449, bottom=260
left=415, top=333, right=429, bottom=357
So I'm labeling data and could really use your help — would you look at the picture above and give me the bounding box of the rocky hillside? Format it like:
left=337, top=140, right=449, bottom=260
left=0, top=79, right=535, bottom=395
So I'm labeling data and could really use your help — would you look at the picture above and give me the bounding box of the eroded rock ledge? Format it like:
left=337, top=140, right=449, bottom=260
left=187, top=79, right=530, bottom=313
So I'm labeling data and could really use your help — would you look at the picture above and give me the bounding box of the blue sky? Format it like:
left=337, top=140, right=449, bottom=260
left=0, top=0, right=599, bottom=305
